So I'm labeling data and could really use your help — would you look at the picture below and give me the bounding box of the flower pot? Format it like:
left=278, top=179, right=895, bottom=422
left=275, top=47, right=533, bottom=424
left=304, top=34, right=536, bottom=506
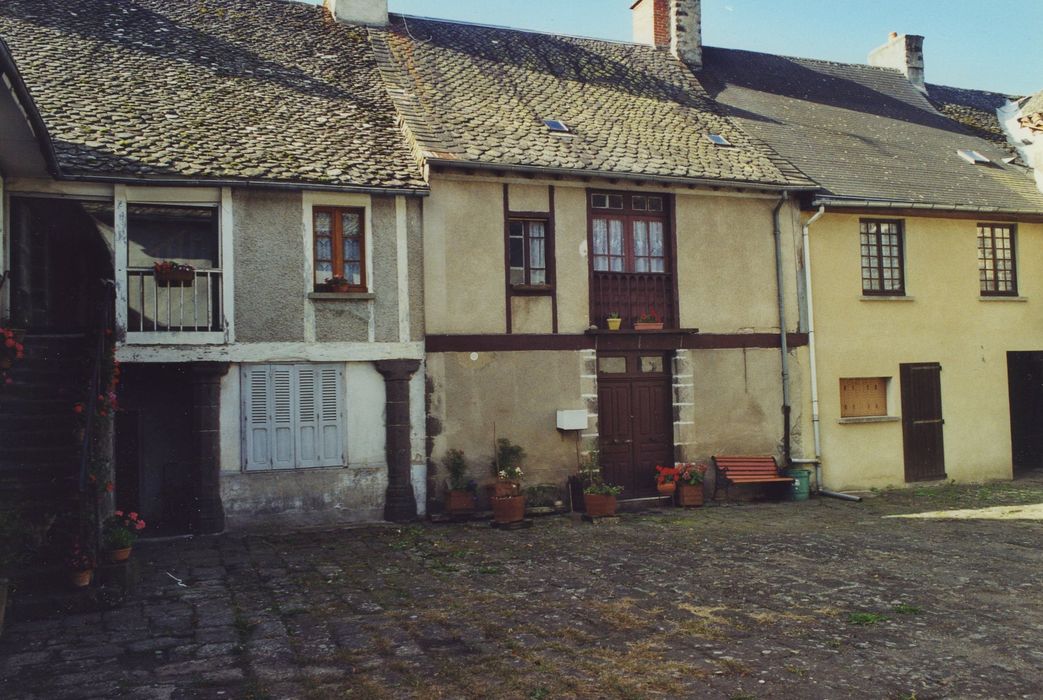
left=488, top=481, right=520, bottom=499
left=584, top=493, right=618, bottom=517
left=491, top=495, right=525, bottom=524
left=69, top=569, right=93, bottom=589
left=108, top=547, right=132, bottom=562
left=155, top=269, right=195, bottom=286
left=657, top=482, right=677, bottom=496
left=445, top=490, right=475, bottom=515
left=634, top=322, right=664, bottom=331
left=677, top=482, right=704, bottom=507
left=606, top=318, right=622, bottom=331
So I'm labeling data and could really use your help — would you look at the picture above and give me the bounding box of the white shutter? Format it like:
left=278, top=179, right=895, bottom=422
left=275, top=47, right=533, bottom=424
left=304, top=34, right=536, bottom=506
left=296, top=366, right=321, bottom=468
left=242, top=366, right=272, bottom=470
left=270, top=366, right=296, bottom=470
left=317, top=365, right=344, bottom=467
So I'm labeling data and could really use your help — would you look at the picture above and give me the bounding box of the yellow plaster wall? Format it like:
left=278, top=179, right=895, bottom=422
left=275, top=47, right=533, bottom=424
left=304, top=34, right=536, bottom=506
left=808, top=213, right=1043, bottom=490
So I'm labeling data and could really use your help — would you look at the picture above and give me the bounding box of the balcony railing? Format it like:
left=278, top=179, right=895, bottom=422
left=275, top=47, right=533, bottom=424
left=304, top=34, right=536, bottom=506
left=127, top=268, right=224, bottom=333
left=591, top=271, right=675, bottom=329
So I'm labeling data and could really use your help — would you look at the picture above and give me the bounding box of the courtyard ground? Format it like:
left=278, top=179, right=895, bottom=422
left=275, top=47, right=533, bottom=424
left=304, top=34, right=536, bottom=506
left=2, top=476, right=1043, bottom=699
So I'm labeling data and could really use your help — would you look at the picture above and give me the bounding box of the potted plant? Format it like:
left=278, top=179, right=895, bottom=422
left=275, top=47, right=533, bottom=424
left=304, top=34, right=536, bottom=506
left=153, top=261, right=196, bottom=286
left=634, top=308, right=664, bottom=331
left=676, top=463, right=707, bottom=507
left=579, top=451, right=623, bottom=517
left=441, top=449, right=476, bottom=516
left=65, top=539, right=96, bottom=589
left=0, top=328, right=25, bottom=387
left=324, top=275, right=352, bottom=293
left=489, top=438, right=525, bottom=524
left=606, top=311, right=622, bottom=331
left=655, top=464, right=680, bottom=497
left=102, top=510, right=146, bottom=562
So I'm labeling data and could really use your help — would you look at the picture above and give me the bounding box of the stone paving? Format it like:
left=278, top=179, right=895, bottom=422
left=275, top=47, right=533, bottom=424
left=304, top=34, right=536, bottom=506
left=3, top=478, right=1043, bottom=699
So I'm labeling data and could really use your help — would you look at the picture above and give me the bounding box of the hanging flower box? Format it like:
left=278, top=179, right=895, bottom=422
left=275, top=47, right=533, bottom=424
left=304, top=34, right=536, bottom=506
left=153, top=261, right=196, bottom=286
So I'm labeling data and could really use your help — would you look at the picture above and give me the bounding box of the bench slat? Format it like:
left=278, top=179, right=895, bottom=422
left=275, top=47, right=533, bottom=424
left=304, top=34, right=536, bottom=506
left=712, top=455, right=792, bottom=488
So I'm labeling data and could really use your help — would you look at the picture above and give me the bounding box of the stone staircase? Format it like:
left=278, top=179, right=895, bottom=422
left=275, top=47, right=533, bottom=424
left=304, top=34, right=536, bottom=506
left=0, top=333, right=91, bottom=514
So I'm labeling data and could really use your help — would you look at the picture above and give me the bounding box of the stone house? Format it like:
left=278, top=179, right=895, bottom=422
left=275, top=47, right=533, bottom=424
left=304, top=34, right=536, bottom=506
left=0, top=0, right=429, bottom=532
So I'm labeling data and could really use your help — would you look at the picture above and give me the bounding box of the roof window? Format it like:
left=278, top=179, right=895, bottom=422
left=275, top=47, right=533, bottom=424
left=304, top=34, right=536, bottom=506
left=706, top=134, right=732, bottom=146
left=543, top=119, right=570, bottom=133
left=957, top=149, right=990, bottom=164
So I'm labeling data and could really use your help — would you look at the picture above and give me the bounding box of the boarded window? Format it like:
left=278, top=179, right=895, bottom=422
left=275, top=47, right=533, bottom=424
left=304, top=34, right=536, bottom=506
left=840, top=377, right=888, bottom=418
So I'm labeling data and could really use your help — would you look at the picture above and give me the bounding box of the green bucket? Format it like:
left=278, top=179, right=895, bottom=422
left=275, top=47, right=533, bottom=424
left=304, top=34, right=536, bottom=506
left=784, top=469, right=811, bottom=502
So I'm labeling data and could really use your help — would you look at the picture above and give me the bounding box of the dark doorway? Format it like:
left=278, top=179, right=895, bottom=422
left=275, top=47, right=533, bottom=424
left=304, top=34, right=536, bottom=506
left=900, top=362, right=946, bottom=482
left=597, top=352, right=674, bottom=498
left=1008, top=352, right=1043, bottom=475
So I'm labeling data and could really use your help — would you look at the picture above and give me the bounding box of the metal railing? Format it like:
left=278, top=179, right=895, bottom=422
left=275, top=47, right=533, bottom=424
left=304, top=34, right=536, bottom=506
left=127, top=268, right=224, bottom=333
left=591, top=271, right=676, bottom=328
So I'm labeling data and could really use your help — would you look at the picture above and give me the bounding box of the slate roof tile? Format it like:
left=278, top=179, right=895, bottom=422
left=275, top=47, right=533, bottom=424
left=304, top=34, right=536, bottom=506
left=0, top=0, right=427, bottom=190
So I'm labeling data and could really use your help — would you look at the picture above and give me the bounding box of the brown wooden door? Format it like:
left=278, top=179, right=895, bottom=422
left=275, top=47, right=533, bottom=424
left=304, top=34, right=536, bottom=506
left=900, top=362, right=946, bottom=482
left=597, top=353, right=673, bottom=498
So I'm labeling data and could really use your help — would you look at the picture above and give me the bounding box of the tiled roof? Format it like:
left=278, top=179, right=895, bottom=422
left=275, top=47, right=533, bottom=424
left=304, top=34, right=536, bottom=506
left=370, top=16, right=814, bottom=188
left=701, top=48, right=1043, bottom=212
left=926, top=84, right=1017, bottom=156
left=0, top=0, right=426, bottom=191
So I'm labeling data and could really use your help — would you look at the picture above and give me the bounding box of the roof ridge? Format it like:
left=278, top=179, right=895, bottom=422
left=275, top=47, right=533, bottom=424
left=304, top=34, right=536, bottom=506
left=392, top=12, right=652, bottom=49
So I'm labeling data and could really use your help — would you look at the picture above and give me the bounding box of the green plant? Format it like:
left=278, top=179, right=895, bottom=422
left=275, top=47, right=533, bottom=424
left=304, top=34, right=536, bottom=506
left=102, top=510, right=146, bottom=550
left=442, top=449, right=472, bottom=491
left=892, top=603, right=922, bottom=615
left=607, top=311, right=621, bottom=319
left=491, top=438, right=525, bottom=482
left=637, top=307, right=661, bottom=324
left=580, top=451, right=623, bottom=496
left=677, top=463, right=707, bottom=485
left=847, top=612, right=887, bottom=626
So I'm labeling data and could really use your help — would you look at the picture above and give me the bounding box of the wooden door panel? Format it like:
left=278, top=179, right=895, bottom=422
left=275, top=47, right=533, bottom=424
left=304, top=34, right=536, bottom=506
left=597, top=381, right=635, bottom=494
left=901, top=363, right=946, bottom=482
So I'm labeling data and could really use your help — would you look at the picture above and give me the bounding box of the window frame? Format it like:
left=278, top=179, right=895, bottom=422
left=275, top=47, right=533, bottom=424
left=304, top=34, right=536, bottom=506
left=589, top=191, right=668, bottom=274
left=977, top=223, right=1018, bottom=297
left=507, top=216, right=553, bottom=290
left=859, top=219, right=905, bottom=297
left=312, top=206, right=367, bottom=292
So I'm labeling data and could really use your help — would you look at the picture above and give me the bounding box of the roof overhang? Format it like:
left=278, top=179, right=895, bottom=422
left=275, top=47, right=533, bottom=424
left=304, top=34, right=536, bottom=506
left=0, top=38, right=57, bottom=180
left=809, top=196, right=1043, bottom=223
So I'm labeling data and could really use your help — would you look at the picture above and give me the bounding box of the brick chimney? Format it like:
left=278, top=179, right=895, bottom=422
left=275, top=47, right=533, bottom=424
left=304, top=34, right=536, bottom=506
left=631, top=0, right=703, bottom=68
left=326, top=0, right=388, bottom=26
left=868, top=32, right=926, bottom=93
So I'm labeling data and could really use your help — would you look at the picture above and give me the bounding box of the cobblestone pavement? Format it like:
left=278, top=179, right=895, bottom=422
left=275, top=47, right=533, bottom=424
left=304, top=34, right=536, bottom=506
left=3, top=478, right=1043, bottom=699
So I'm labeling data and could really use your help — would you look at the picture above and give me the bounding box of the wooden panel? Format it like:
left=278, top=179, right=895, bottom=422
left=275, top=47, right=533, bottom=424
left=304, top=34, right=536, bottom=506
left=597, top=381, right=634, bottom=495
left=900, top=363, right=946, bottom=482
left=840, top=377, right=888, bottom=417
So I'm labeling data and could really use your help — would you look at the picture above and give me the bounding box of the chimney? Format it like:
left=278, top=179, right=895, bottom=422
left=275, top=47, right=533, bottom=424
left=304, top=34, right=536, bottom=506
left=326, top=0, right=388, bottom=26
left=631, top=0, right=703, bottom=68
left=868, top=32, right=925, bottom=93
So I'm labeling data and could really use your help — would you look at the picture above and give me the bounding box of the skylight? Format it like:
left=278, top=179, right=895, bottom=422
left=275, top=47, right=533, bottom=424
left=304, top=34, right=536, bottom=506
left=957, top=149, right=990, bottom=164
left=706, top=134, right=732, bottom=146
left=543, top=119, right=570, bottom=133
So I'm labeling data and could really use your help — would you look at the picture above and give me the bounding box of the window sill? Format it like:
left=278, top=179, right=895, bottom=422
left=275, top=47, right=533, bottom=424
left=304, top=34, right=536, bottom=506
left=511, top=284, right=554, bottom=296
left=860, top=295, right=913, bottom=302
left=978, top=295, right=1026, bottom=302
left=308, top=292, right=375, bottom=301
left=838, top=416, right=901, bottom=425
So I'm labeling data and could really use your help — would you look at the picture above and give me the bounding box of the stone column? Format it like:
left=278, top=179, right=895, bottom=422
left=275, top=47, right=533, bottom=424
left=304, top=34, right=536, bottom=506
left=376, top=359, right=421, bottom=523
left=191, top=362, right=229, bottom=534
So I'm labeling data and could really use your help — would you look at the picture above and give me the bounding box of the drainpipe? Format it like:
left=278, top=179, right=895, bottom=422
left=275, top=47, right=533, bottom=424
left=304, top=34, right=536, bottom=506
left=797, top=205, right=861, bottom=502
left=772, top=194, right=792, bottom=466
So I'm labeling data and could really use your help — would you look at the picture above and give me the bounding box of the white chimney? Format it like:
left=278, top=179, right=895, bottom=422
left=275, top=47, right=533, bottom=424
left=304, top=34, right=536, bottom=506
left=631, top=0, right=702, bottom=68
left=326, top=0, right=388, bottom=26
left=868, top=32, right=926, bottom=93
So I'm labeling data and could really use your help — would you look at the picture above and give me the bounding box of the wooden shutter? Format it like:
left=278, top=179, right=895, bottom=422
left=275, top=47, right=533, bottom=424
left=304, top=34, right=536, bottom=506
left=317, top=365, right=344, bottom=467
left=270, top=365, right=296, bottom=470
left=840, top=377, right=888, bottom=417
left=242, top=366, right=272, bottom=470
left=296, top=366, right=321, bottom=468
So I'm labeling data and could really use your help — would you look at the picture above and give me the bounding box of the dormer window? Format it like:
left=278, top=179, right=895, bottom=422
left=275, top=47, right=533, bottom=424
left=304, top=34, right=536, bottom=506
left=957, top=149, right=990, bottom=164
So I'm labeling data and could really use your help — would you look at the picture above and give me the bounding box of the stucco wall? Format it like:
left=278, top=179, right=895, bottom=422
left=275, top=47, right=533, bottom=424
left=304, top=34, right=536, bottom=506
left=809, top=213, right=1043, bottom=490
left=232, top=189, right=306, bottom=342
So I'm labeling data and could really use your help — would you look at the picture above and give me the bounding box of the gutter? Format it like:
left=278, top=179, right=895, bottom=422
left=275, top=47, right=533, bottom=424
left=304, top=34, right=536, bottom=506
left=55, top=173, right=430, bottom=198
left=771, top=193, right=792, bottom=466
left=812, top=196, right=1043, bottom=217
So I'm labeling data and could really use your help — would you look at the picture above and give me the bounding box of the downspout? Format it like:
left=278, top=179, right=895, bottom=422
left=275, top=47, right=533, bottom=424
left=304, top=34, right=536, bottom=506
left=772, top=194, right=792, bottom=466
left=796, top=205, right=861, bottom=502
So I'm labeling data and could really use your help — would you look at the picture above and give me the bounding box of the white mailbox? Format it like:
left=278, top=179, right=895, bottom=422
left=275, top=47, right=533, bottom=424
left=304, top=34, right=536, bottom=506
left=556, top=409, right=588, bottom=431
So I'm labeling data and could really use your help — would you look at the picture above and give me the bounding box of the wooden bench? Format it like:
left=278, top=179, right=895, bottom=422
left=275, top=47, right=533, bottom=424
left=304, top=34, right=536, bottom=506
left=711, top=455, right=794, bottom=502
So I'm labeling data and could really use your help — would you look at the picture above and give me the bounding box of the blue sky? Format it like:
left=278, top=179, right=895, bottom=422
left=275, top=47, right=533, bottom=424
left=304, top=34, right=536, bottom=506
left=310, top=0, right=1040, bottom=96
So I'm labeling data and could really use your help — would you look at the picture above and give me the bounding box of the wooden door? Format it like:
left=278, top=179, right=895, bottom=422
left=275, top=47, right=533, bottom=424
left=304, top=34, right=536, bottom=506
left=1008, top=352, right=1043, bottom=474
left=597, top=353, right=673, bottom=498
left=900, top=363, right=946, bottom=482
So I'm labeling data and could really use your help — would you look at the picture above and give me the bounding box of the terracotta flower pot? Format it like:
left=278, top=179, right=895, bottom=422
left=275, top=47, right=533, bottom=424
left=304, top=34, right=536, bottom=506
left=488, top=481, right=520, bottom=499
left=657, top=482, right=677, bottom=496
left=69, top=569, right=93, bottom=589
left=634, top=322, right=664, bottom=331
left=445, top=490, right=475, bottom=515
left=491, top=495, right=525, bottom=524
left=108, top=547, right=132, bottom=562
left=584, top=493, right=618, bottom=517
left=677, top=482, right=704, bottom=507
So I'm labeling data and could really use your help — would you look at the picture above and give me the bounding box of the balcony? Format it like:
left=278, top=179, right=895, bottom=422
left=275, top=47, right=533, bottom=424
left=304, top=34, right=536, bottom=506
left=126, top=268, right=225, bottom=341
left=591, top=271, right=676, bottom=329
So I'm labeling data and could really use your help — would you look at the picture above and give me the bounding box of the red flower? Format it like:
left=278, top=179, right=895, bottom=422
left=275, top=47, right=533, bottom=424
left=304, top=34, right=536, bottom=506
left=73, top=403, right=85, bottom=414
left=105, top=482, right=114, bottom=493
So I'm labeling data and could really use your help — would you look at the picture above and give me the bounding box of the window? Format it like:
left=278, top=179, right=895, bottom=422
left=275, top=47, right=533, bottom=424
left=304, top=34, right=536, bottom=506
left=242, top=364, right=344, bottom=470
left=840, top=377, right=888, bottom=418
left=978, top=224, right=1017, bottom=296
left=313, top=207, right=365, bottom=291
left=508, top=219, right=549, bottom=287
left=860, top=220, right=904, bottom=295
left=591, top=193, right=666, bottom=273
